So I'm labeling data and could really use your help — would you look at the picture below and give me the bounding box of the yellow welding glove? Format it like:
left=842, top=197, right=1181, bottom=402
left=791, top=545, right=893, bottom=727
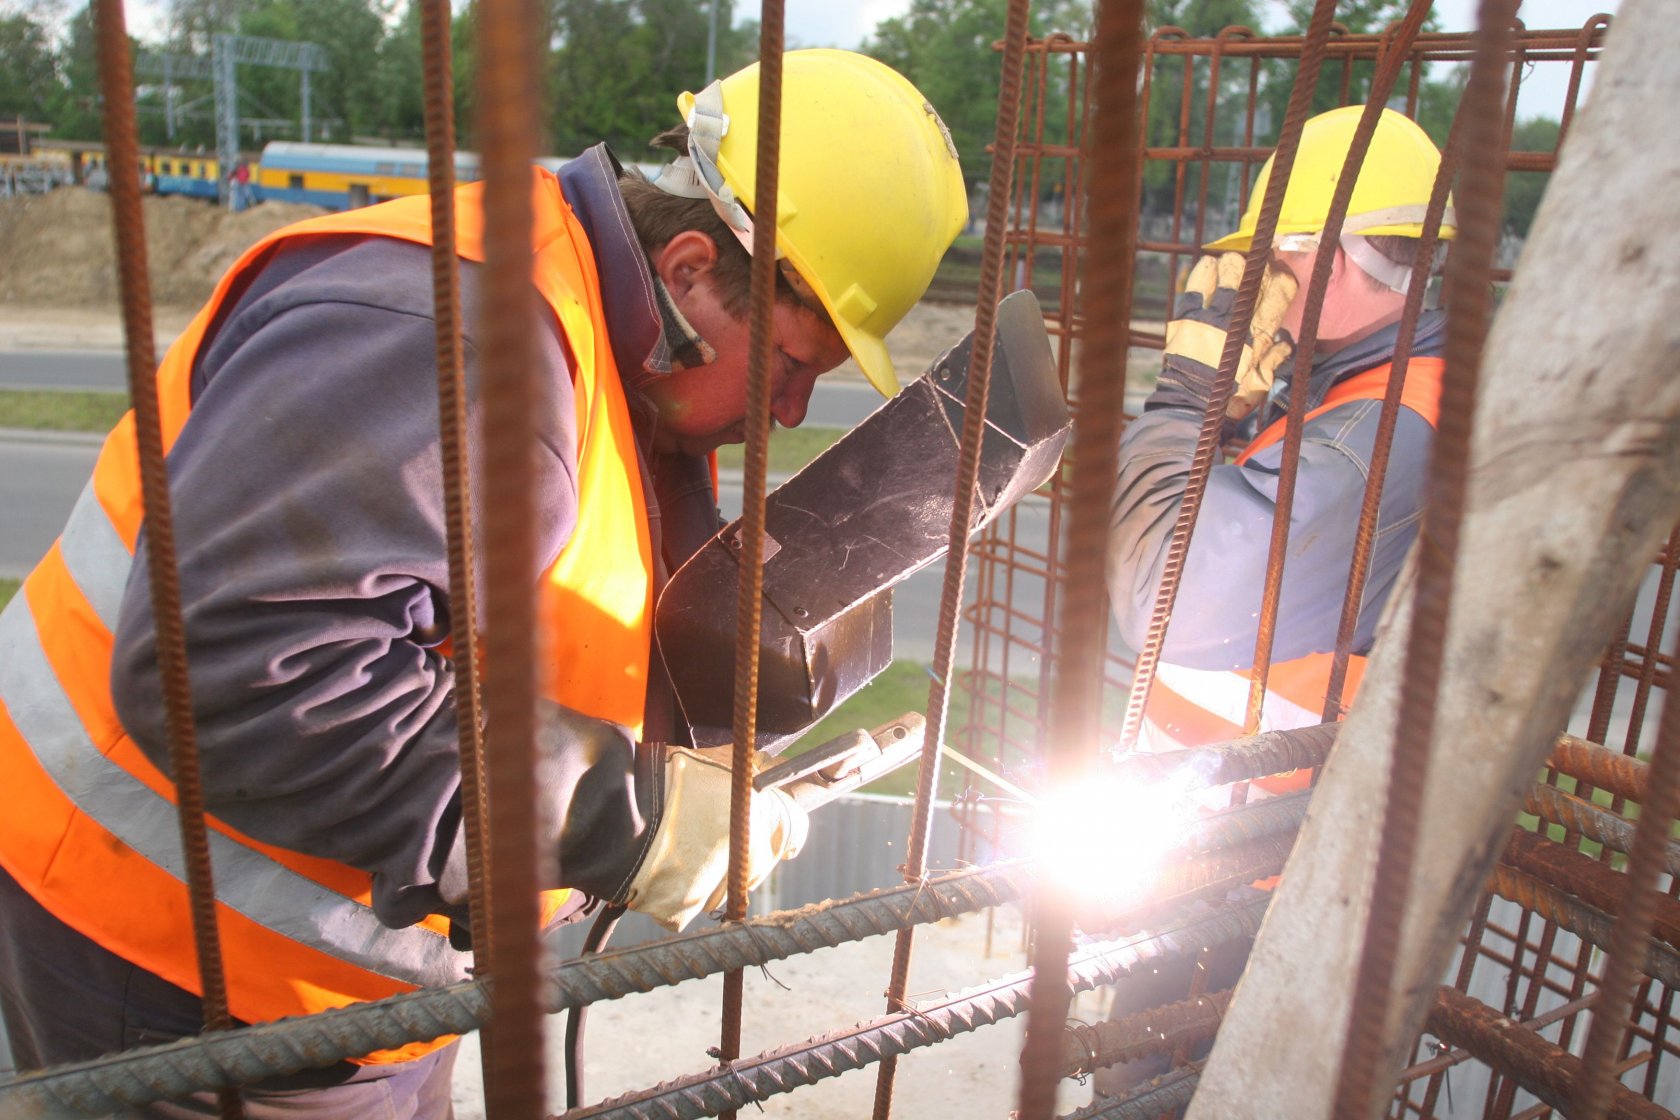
left=1151, top=252, right=1297, bottom=420
left=624, top=746, right=809, bottom=931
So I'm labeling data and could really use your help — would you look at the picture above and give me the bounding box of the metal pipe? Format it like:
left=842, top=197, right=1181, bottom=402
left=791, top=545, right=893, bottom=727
left=0, top=864, right=1035, bottom=1120
left=562, top=900, right=1265, bottom=1120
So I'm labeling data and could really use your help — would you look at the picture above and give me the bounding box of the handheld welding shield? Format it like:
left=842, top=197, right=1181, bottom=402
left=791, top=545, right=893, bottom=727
left=655, top=289, right=1071, bottom=754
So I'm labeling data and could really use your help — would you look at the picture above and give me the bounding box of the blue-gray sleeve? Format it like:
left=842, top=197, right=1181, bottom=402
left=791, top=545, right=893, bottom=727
left=1106, top=399, right=1432, bottom=671
left=108, top=240, right=597, bottom=930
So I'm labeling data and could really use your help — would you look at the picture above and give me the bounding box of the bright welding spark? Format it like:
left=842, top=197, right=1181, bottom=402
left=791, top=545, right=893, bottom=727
left=1024, top=767, right=1199, bottom=908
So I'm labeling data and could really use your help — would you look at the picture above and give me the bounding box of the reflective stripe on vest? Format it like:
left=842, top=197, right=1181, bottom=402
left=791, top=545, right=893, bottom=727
left=0, top=168, right=653, bottom=1059
left=1139, top=356, right=1445, bottom=794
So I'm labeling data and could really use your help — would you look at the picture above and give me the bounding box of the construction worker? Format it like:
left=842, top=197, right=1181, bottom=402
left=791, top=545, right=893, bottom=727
left=1096, top=105, right=1452, bottom=1096
left=0, top=49, right=966, bottom=1117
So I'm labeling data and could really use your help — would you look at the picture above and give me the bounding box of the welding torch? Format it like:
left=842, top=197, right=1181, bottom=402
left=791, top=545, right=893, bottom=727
left=751, top=712, right=928, bottom=811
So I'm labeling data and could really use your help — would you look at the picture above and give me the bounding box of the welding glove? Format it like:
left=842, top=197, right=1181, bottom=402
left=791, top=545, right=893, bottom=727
left=1151, top=251, right=1298, bottom=422
left=624, top=745, right=809, bottom=932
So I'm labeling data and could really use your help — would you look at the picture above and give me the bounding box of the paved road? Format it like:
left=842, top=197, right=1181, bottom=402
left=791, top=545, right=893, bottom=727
left=0, top=349, right=891, bottom=427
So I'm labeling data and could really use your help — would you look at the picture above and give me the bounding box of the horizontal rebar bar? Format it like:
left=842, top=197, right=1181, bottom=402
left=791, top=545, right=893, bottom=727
left=1063, top=990, right=1231, bottom=1078
left=1424, top=986, right=1674, bottom=1120
left=1111, top=725, right=1338, bottom=793
left=1549, top=735, right=1650, bottom=806
left=1525, top=784, right=1680, bottom=875
left=1502, top=829, right=1680, bottom=949
left=0, top=863, right=1035, bottom=1120
left=563, top=900, right=1267, bottom=1119
left=1057, top=1066, right=1204, bottom=1120
left=1488, top=865, right=1680, bottom=990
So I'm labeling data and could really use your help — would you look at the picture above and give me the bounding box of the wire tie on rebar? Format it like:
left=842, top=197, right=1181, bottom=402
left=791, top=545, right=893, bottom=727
left=737, top=922, right=791, bottom=991
left=1064, top=1017, right=1099, bottom=1083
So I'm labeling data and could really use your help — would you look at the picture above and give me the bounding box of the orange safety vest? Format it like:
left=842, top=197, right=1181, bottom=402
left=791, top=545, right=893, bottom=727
left=0, top=169, right=654, bottom=1062
left=1138, top=358, right=1445, bottom=796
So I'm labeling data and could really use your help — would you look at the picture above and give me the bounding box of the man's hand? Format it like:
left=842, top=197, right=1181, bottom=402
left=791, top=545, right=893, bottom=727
left=1151, top=252, right=1298, bottom=421
left=624, top=746, right=809, bottom=931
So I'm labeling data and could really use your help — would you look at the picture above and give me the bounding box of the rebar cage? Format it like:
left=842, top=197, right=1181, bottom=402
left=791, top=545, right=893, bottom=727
left=3, top=3, right=1678, bottom=1120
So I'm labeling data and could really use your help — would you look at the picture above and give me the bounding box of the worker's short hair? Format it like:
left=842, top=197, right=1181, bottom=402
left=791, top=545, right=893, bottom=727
left=618, top=125, right=753, bottom=317
left=1357, top=233, right=1438, bottom=290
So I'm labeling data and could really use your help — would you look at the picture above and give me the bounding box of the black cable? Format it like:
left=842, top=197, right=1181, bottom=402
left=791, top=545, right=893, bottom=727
left=565, top=902, right=627, bottom=1110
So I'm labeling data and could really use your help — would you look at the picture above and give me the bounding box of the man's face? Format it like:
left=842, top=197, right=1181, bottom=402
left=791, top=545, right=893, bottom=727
left=645, top=232, right=850, bottom=457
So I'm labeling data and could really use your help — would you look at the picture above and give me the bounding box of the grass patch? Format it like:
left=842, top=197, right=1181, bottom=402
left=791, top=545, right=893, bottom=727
left=714, top=425, right=845, bottom=475
left=0, top=578, right=18, bottom=610
left=0, top=389, right=128, bottom=432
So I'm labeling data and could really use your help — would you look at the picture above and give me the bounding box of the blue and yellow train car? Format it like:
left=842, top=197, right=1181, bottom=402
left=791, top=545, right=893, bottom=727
left=149, top=152, right=221, bottom=200
left=254, top=142, right=482, bottom=209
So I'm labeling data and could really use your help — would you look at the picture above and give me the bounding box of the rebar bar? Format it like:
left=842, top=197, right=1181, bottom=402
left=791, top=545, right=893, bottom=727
left=94, top=3, right=239, bottom=1117
left=0, top=864, right=1034, bottom=1120
left=1243, top=0, right=1432, bottom=740
left=1424, top=986, right=1675, bottom=1120
left=418, top=0, right=491, bottom=974
left=1331, top=1, right=1518, bottom=1113
left=1488, top=865, right=1680, bottom=991
left=474, top=0, right=546, bottom=1106
left=1577, top=691, right=1680, bottom=1119
left=1525, top=785, right=1680, bottom=876
left=564, top=900, right=1265, bottom=1120
left=1057, top=1066, right=1203, bottom=1120
left=1117, top=0, right=1338, bottom=752
left=1017, top=2, right=1145, bottom=1115
left=721, top=5, right=786, bottom=1096
left=1110, top=723, right=1338, bottom=792
left=1064, top=989, right=1231, bottom=1078
left=1503, top=829, right=1680, bottom=951
left=875, top=2, right=1032, bottom=1115
left=1550, top=736, right=1652, bottom=808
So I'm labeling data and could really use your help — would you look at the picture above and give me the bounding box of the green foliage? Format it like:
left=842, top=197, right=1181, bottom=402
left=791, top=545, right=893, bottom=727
left=1503, top=116, right=1561, bottom=238
left=863, top=0, right=1093, bottom=188
left=0, top=577, right=18, bottom=611
left=712, top=424, right=843, bottom=475
left=0, top=12, right=61, bottom=119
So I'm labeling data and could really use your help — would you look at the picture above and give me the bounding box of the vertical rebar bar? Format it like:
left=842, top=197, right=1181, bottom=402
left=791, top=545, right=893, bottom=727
left=94, top=4, right=239, bottom=1118
left=1577, top=693, right=1680, bottom=1118
left=1012, top=1, right=1142, bottom=1117
left=871, top=6, right=1034, bottom=1116
left=475, top=0, right=546, bottom=1106
left=719, top=4, right=785, bottom=1104
left=1117, top=0, right=1341, bottom=753
left=1241, top=0, right=1432, bottom=740
left=1330, top=1, right=1517, bottom=1114
left=419, top=0, right=492, bottom=980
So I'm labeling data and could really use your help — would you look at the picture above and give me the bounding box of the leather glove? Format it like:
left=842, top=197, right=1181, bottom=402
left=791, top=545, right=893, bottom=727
left=1151, top=251, right=1298, bottom=422
left=624, top=746, right=809, bottom=931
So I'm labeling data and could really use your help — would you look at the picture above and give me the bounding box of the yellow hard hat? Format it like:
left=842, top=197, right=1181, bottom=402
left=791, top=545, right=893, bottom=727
left=1206, top=106, right=1455, bottom=253
left=665, top=50, right=968, bottom=397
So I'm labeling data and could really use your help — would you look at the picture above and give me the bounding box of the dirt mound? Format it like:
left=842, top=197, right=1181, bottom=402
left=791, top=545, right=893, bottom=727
left=0, top=187, right=327, bottom=313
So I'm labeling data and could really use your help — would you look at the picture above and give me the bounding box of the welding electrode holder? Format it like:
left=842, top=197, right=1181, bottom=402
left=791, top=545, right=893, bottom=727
left=656, top=289, right=1071, bottom=755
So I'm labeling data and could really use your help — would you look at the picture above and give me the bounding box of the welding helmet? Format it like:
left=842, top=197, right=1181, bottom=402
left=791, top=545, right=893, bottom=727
left=652, top=50, right=968, bottom=398
left=1206, top=106, right=1455, bottom=266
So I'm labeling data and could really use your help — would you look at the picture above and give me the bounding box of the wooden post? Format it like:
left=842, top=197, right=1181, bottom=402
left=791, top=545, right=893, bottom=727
left=1189, top=2, right=1680, bottom=1115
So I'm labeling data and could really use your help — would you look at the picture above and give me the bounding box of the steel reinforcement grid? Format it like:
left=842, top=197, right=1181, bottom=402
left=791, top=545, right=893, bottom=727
left=10, top=3, right=1680, bottom=1120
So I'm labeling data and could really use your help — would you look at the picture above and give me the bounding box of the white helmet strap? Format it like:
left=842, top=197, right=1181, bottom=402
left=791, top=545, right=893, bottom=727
left=1340, top=233, right=1415, bottom=295
left=648, top=79, right=776, bottom=260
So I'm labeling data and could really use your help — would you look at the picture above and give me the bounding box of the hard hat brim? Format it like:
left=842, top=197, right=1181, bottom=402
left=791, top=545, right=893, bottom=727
left=835, top=323, right=898, bottom=399
left=1203, top=228, right=1252, bottom=253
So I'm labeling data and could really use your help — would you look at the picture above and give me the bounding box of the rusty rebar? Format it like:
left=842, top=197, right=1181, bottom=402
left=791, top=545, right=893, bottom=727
left=1524, top=784, right=1680, bottom=876
left=1109, top=722, right=1338, bottom=792
left=1550, top=735, right=1652, bottom=806
left=94, top=3, right=239, bottom=1118
left=1424, top=986, right=1674, bottom=1120
left=873, top=3, right=1034, bottom=1116
left=1331, top=2, right=1518, bottom=1115
left=1245, top=0, right=1434, bottom=740
left=0, top=863, right=1036, bottom=1120
left=474, top=0, right=546, bottom=1106
left=1058, top=1066, right=1203, bottom=1120
left=419, top=0, right=492, bottom=980
left=1064, top=990, right=1231, bottom=1079
left=1576, top=692, right=1680, bottom=1119
left=1488, top=864, right=1680, bottom=992
left=1117, top=0, right=1340, bottom=752
left=1320, top=61, right=1464, bottom=723
left=1502, top=829, right=1680, bottom=950
left=563, top=900, right=1264, bottom=1120
left=1015, top=2, right=1144, bottom=1118
left=720, top=4, right=786, bottom=1090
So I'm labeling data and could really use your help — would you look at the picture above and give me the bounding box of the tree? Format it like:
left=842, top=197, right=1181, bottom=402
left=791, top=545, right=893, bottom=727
left=1502, top=115, right=1560, bottom=238
left=863, top=0, right=1094, bottom=189
left=0, top=11, right=62, bottom=121
left=47, top=3, right=104, bottom=140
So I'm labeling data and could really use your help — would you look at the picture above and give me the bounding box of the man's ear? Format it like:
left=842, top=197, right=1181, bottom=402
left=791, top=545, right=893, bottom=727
left=652, top=230, right=720, bottom=301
